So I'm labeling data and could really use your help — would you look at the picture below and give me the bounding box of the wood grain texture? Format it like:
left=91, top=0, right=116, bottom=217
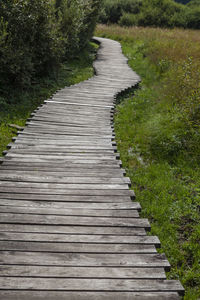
left=0, top=36, right=184, bottom=298
left=0, top=292, right=181, bottom=300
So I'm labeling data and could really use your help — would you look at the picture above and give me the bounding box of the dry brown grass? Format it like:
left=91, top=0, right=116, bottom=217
left=96, top=24, right=200, bottom=63
left=96, top=24, right=200, bottom=128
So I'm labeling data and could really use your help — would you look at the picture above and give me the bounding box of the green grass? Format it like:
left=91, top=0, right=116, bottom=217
left=0, top=42, right=98, bottom=155
left=96, top=25, right=200, bottom=299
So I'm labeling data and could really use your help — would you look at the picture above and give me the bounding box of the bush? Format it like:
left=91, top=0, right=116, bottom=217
left=184, top=7, right=200, bottom=28
left=119, top=13, right=138, bottom=27
left=186, top=0, right=200, bottom=5
left=100, top=0, right=200, bottom=29
left=134, top=0, right=185, bottom=28
left=0, top=0, right=62, bottom=90
left=0, top=0, right=101, bottom=97
left=78, top=0, right=102, bottom=50
left=99, top=0, right=142, bottom=24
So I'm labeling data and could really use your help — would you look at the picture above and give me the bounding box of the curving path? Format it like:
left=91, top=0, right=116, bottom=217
left=0, top=37, right=184, bottom=299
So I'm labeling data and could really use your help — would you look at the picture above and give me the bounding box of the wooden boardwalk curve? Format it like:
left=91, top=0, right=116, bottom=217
left=0, top=37, right=184, bottom=299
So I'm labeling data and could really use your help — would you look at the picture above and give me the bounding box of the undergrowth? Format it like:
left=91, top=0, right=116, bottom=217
left=96, top=25, right=200, bottom=299
left=0, top=42, right=98, bottom=155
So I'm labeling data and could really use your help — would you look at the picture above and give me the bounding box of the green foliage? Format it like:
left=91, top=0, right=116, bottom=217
left=96, top=25, right=200, bottom=299
left=0, top=0, right=61, bottom=90
left=135, top=0, right=184, bottom=28
left=99, top=0, right=142, bottom=24
left=187, top=0, right=200, bottom=7
left=119, top=13, right=138, bottom=27
left=78, top=0, right=102, bottom=49
left=0, top=0, right=100, bottom=98
left=56, top=0, right=101, bottom=55
left=184, top=7, right=200, bottom=28
left=100, top=0, right=200, bottom=29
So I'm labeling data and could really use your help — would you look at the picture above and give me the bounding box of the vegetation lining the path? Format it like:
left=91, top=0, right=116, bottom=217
left=96, top=24, right=200, bottom=300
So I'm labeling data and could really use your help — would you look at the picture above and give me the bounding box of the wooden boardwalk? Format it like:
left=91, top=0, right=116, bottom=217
left=0, top=37, right=184, bottom=299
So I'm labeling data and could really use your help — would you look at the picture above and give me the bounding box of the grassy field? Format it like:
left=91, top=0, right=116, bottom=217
left=96, top=24, right=200, bottom=299
left=0, top=43, right=98, bottom=155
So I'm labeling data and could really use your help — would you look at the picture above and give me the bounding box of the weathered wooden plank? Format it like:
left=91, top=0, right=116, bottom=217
left=0, top=170, right=126, bottom=178
left=0, top=181, right=129, bottom=190
left=31, top=108, right=112, bottom=116
left=0, top=199, right=140, bottom=210
left=0, top=174, right=130, bottom=185
left=35, top=110, right=112, bottom=118
left=0, top=206, right=139, bottom=218
left=0, top=233, right=158, bottom=245
left=0, top=251, right=170, bottom=268
left=0, top=266, right=166, bottom=279
left=0, top=291, right=181, bottom=300
left=44, top=100, right=114, bottom=109
left=0, top=241, right=157, bottom=254
left=32, top=112, right=113, bottom=121
left=0, top=188, right=134, bottom=197
left=27, top=118, right=113, bottom=126
left=31, top=111, right=112, bottom=119
left=8, top=143, right=117, bottom=151
left=48, top=99, right=114, bottom=106
left=8, top=148, right=117, bottom=154
left=6, top=150, right=120, bottom=158
left=0, top=163, right=121, bottom=170
left=0, top=213, right=150, bottom=228
left=0, top=224, right=146, bottom=235
left=25, top=124, right=113, bottom=135
left=7, top=152, right=118, bottom=159
left=14, top=135, right=115, bottom=143
left=17, top=130, right=114, bottom=138
left=33, top=109, right=112, bottom=119
left=54, top=90, right=115, bottom=95
left=3, top=158, right=121, bottom=166
left=40, top=103, right=114, bottom=111
left=0, top=278, right=184, bottom=293
left=29, top=113, right=113, bottom=122
left=0, top=193, right=133, bottom=202
left=15, top=130, right=114, bottom=138
left=30, top=114, right=112, bottom=123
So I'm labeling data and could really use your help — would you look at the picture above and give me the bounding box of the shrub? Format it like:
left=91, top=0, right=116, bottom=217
left=100, top=0, right=123, bottom=24
left=0, top=0, right=101, bottom=97
left=184, top=7, right=200, bottom=28
left=100, top=0, right=200, bottom=29
left=119, top=13, right=138, bottom=27
left=0, top=0, right=62, bottom=90
left=187, top=0, right=200, bottom=7
left=135, top=0, right=185, bottom=28
left=78, top=0, right=102, bottom=50
left=99, top=0, right=142, bottom=24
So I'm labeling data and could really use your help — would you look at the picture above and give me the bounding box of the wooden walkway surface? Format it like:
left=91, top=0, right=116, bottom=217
left=0, top=37, right=184, bottom=299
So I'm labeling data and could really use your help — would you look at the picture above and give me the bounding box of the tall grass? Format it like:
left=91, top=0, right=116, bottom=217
left=96, top=24, right=200, bottom=299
